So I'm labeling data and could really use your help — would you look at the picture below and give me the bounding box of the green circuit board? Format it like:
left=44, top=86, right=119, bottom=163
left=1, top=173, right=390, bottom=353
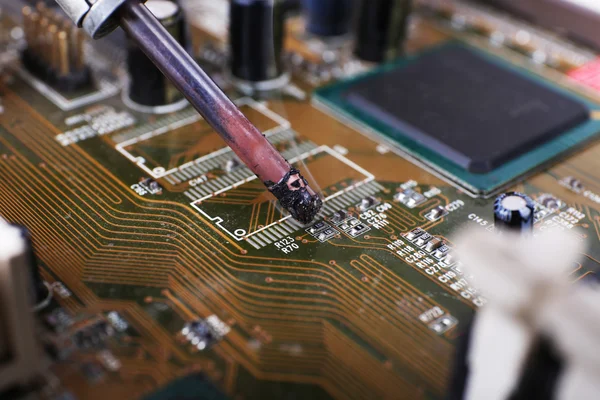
left=1, top=1, right=600, bottom=399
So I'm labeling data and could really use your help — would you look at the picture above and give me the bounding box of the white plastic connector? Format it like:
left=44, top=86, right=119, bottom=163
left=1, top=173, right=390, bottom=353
left=0, top=220, right=46, bottom=392
left=55, top=0, right=127, bottom=38
left=453, top=227, right=587, bottom=400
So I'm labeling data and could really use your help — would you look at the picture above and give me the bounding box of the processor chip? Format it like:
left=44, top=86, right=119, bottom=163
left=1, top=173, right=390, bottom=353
left=342, top=46, right=589, bottom=173
left=315, top=43, right=599, bottom=196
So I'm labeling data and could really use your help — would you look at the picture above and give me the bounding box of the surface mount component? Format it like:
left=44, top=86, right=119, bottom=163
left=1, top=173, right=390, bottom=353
left=229, top=0, right=288, bottom=93
left=331, top=209, right=349, bottom=223
left=125, top=0, right=188, bottom=112
left=560, top=176, right=584, bottom=193
left=537, top=193, right=564, bottom=211
left=425, top=205, right=449, bottom=221
left=414, top=232, right=433, bottom=247
left=355, top=0, right=414, bottom=62
left=303, top=0, right=355, bottom=37
left=405, top=227, right=425, bottom=241
left=357, top=195, right=379, bottom=211
left=344, top=46, right=588, bottom=173
left=316, top=43, right=599, bottom=195
left=424, top=237, right=443, bottom=252
left=394, top=188, right=427, bottom=208
left=494, top=192, right=535, bottom=233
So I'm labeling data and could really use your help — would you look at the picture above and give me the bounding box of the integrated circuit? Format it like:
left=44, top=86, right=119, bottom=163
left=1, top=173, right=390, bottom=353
left=315, top=43, right=600, bottom=196
left=343, top=45, right=588, bottom=173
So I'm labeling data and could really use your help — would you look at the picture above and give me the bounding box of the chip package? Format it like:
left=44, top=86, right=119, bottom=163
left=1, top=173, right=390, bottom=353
left=315, top=43, right=600, bottom=196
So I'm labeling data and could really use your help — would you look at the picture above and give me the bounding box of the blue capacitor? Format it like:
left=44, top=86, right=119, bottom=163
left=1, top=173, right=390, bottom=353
left=493, top=192, right=535, bottom=232
left=303, top=0, right=355, bottom=37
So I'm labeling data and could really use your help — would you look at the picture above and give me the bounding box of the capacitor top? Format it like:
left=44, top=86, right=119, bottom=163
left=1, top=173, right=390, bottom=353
left=494, top=192, right=535, bottom=233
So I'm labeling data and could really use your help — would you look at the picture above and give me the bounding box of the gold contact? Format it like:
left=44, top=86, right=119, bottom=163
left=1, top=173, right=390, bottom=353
left=21, top=3, right=86, bottom=74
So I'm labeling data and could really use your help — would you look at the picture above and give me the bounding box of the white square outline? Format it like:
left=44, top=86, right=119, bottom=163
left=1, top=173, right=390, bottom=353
left=191, top=145, right=375, bottom=241
left=115, top=97, right=290, bottom=179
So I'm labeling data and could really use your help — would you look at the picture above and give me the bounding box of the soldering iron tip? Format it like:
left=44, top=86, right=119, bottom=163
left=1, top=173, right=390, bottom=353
left=267, top=168, right=323, bottom=225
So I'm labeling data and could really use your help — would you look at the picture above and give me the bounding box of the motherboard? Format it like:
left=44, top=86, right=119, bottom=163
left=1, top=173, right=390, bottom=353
left=1, top=0, right=599, bottom=399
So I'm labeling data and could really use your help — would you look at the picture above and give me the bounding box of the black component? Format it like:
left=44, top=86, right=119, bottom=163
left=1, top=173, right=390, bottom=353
left=494, top=192, right=535, bottom=232
left=182, top=320, right=218, bottom=350
left=448, top=314, right=564, bottom=400
left=354, top=0, right=413, bottom=62
left=20, top=5, right=92, bottom=93
left=223, top=158, right=241, bottom=172
left=348, top=223, right=369, bottom=237
left=332, top=210, right=348, bottom=222
left=14, top=226, right=49, bottom=307
left=426, top=205, right=449, bottom=221
left=537, top=194, right=562, bottom=210
left=140, top=177, right=162, bottom=194
left=303, top=0, right=355, bottom=37
left=317, top=227, right=338, bottom=241
left=414, top=232, right=432, bottom=247
left=424, top=237, right=443, bottom=252
left=343, top=45, right=589, bottom=173
left=447, top=314, right=474, bottom=400
left=72, top=321, right=114, bottom=350
left=432, top=244, right=451, bottom=259
left=283, top=0, right=303, bottom=14
left=307, top=221, right=327, bottom=233
left=510, top=337, right=564, bottom=400
left=357, top=195, right=379, bottom=211
left=21, top=51, right=92, bottom=92
left=127, top=0, right=187, bottom=108
left=394, top=188, right=427, bottom=208
left=229, top=0, right=286, bottom=84
left=405, top=227, right=425, bottom=241
left=563, top=176, right=584, bottom=192
left=267, top=168, right=323, bottom=225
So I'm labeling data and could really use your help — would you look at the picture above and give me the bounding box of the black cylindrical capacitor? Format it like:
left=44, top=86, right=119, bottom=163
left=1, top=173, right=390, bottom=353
left=126, top=0, right=187, bottom=111
left=229, top=0, right=288, bottom=91
left=354, top=0, right=413, bottom=63
left=303, top=0, right=355, bottom=37
left=493, top=192, right=535, bottom=233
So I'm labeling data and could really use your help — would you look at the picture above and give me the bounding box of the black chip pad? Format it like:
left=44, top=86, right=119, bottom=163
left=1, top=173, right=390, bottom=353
left=342, top=46, right=589, bottom=173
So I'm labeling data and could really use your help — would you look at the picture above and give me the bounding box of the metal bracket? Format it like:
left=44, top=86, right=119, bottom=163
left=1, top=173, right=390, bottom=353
left=55, top=0, right=128, bottom=39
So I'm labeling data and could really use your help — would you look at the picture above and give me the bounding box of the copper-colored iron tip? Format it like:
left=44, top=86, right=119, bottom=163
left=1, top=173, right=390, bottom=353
left=267, top=168, right=323, bottom=224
